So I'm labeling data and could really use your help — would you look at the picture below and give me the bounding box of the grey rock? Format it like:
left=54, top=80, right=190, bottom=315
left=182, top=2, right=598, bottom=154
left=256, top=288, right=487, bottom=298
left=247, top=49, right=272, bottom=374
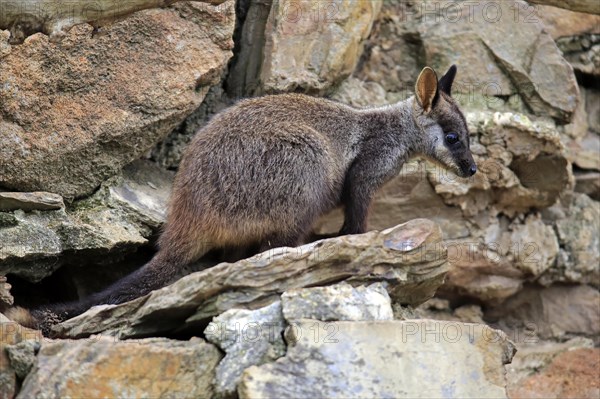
left=357, top=0, right=579, bottom=122
left=547, top=193, right=600, bottom=286
left=0, top=160, right=173, bottom=282
left=281, top=282, right=393, bottom=322
left=574, top=171, right=600, bottom=200
left=0, top=192, right=64, bottom=211
left=6, top=340, right=39, bottom=380
left=204, top=301, right=286, bottom=398
left=487, top=284, right=600, bottom=340
left=52, top=218, right=448, bottom=339
left=238, top=320, right=516, bottom=399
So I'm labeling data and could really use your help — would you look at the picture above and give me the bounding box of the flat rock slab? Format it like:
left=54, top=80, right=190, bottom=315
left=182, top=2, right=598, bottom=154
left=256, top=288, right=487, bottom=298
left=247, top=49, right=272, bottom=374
left=54, top=218, right=448, bottom=339
left=17, top=336, right=221, bottom=399
left=239, top=320, right=517, bottom=399
left=0, top=192, right=64, bottom=211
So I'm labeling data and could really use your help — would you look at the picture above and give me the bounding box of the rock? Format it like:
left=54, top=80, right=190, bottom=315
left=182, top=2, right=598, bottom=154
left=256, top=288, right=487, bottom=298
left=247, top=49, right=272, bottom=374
left=52, top=218, right=448, bottom=338
left=0, top=313, right=42, bottom=399
left=487, top=284, right=600, bottom=340
left=0, top=275, right=13, bottom=308
left=238, top=320, right=516, bottom=398
left=17, top=336, right=222, bottom=399
left=548, top=193, right=600, bottom=286
left=281, top=282, right=393, bottom=322
left=583, top=87, right=600, bottom=133
left=564, top=132, right=600, bottom=171
left=431, top=111, right=571, bottom=216
left=204, top=301, right=286, bottom=398
left=5, top=339, right=39, bottom=380
left=329, top=77, right=389, bottom=108
left=0, top=0, right=231, bottom=44
left=356, top=0, right=580, bottom=122
left=0, top=192, right=64, bottom=211
left=508, top=348, right=600, bottom=399
left=528, top=0, right=600, bottom=15
left=557, top=33, right=600, bottom=78
left=575, top=171, right=600, bottom=200
left=0, top=160, right=174, bottom=282
left=506, top=337, right=594, bottom=391
left=535, top=5, right=600, bottom=39
left=0, top=1, right=235, bottom=199
left=262, top=0, right=382, bottom=92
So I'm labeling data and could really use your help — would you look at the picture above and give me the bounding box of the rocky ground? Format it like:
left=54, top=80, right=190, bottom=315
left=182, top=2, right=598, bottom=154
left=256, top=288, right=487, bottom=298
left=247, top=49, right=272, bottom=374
left=1, top=0, right=599, bottom=398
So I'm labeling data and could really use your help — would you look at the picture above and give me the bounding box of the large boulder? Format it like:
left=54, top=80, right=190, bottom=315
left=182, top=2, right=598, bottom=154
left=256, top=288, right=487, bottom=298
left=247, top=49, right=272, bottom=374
left=17, top=337, right=222, bottom=399
left=239, top=320, right=516, bottom=398
left=0, top=1, right=235, bottom=199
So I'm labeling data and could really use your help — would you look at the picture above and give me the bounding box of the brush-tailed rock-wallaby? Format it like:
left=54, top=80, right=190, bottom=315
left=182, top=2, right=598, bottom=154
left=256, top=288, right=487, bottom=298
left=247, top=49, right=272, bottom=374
left=8, top=65, right=476, bottom=333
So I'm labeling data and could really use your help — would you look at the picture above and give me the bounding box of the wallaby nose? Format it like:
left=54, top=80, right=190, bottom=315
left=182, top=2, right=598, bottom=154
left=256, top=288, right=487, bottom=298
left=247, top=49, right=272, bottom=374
left=468, top=164, right=477, bottom=176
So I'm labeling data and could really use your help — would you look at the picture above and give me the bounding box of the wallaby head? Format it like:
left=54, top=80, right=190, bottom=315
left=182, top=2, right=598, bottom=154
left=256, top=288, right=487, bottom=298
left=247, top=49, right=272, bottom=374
left=412, top=65, right=477, bottom=178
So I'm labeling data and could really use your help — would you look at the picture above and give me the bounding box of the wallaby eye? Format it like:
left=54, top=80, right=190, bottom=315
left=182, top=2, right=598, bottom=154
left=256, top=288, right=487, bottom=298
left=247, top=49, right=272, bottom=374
left=445, top=132, right=459, bottom=145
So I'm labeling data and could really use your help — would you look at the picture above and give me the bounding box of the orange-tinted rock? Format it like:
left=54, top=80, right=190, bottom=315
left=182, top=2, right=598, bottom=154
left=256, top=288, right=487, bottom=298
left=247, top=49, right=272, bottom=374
left=509, top=348, right=600, bottom=399
left=0, top=1, right=235, bottom=199
left=17, top=336, right=221, bottom=398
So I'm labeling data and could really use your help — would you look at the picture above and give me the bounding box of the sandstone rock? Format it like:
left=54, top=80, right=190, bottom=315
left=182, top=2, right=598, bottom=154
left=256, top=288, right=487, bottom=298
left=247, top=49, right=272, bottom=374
left=0, top=276, right=13, bottom=308
left=0, top=313, right=43, bottom=399
left=204, top=301, right=286, bottom=398
left=238, top=320, right=516, bottom=398
left=17, top=336, right=222, bottom=399
left=0, top=160, right=173, bottom=282
left=53, top=219, right=448, bottom=339
left=262, top=0, right=382, bottom=93
left=357, top=0, right=579, bottom=122
left=281, top=282, right=393, bottom=322
left=0, top=0, right=231, bottom=44
left=508, top=348, right=600, bottom=399
left=487, top=284, right=600, bottom=340
left=0, top=1, right=235, bottom=199
left=535, top=5, right=600, bottom=39
left=0, top=192, right=64, bottom=211
left=528, top=0, right=600, bottom=15
left=506, top=337, right=594, bottom=391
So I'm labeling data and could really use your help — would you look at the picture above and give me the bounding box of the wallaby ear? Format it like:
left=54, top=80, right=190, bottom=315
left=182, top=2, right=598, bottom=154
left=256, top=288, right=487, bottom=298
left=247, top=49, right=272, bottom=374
left=415, top=67, right=438, bottom=113
left=438, top=64, right=457, bottom=96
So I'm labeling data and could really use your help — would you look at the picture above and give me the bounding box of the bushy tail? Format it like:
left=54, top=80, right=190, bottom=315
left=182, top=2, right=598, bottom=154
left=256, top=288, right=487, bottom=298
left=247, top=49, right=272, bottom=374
left=6, top=250, right=189, bottom=336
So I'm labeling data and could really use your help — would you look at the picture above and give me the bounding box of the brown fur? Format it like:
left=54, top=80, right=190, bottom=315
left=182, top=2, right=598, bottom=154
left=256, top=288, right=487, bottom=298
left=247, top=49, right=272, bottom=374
left=4, top=306, right=38, bottom=329
left=21, top=65, right=476, bottom=334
